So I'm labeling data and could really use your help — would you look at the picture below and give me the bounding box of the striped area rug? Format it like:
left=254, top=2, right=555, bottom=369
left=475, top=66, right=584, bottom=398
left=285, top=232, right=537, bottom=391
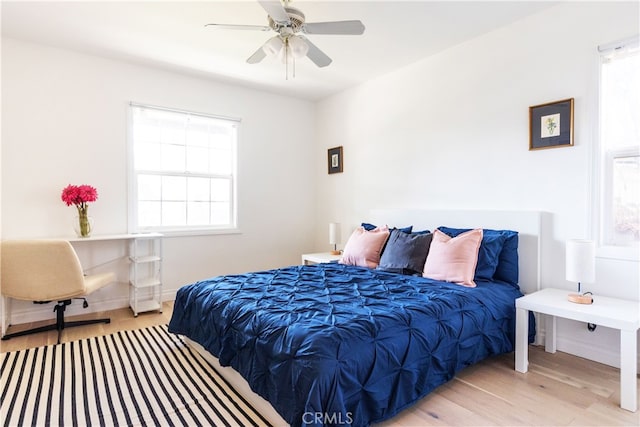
left=0, top=325, right=273, bottom=427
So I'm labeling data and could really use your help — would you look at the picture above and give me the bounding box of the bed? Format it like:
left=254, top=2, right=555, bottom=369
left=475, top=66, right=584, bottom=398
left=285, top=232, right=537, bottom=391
left=169, top=210, right=541, bottom=427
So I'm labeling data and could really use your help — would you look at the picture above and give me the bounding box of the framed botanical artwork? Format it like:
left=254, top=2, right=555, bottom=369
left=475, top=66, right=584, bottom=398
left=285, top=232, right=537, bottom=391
left=529, top=98, right=574, bottom=150
left=328, top=146, right=343, bottom=174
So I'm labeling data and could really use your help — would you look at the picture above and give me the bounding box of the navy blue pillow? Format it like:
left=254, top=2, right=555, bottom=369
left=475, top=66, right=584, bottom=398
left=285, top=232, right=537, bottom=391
left=361, top=223, right=413, bottom=234
left=437, top=226, right=507, bottom=282
left=377, top=229, right=433, bottom=276
left=493, top=231, right=519, bottom=286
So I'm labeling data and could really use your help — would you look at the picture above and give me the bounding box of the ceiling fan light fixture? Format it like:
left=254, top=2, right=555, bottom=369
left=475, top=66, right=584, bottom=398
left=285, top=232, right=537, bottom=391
left=262, top=36, right=284, bottom=56
left=288, top=35, right=309, bottom=59
left=209, top=0, right=365, bottom=77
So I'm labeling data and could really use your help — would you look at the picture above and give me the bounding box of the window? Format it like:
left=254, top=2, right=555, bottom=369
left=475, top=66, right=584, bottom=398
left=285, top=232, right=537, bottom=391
left=597, top=37, right=639, bottom=250
left=129, top=103, right=238, bottom=234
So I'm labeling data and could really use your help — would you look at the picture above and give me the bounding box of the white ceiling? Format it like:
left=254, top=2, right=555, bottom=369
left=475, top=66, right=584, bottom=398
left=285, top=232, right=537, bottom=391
left=1, top=1, right=556, bottom=101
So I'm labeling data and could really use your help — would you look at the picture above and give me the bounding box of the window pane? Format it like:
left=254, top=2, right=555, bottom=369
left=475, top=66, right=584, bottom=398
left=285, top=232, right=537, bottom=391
left=186, top=145, right=209, bottom=173
left=211, top=179, right=230, bottom=202
left=210, top=132, right=232, bottom=150
left=134, top=142, right=161, bottom=170
left=601, top=53, right=640, bottom=150
left=187, top=177, right=210, bottom=201
left=149, top=108, right=182, bottom=123
left=161, top=122, right=185, bottom=145
left=188, top=201, right=210, bottom=225
left=162, top=176, right=186, bottom=201
left=211, top=202, right=230, bottom=225
left=210, top=149, right=232, bottom=175
left=161, top=143, right=185, bottom=171
left=138, top=174, right=161, bottom=200
left=612, top=155, right=640, bottom=243
left=133, top=122, right=161, bottom=144
left=186, top=121, right=210, bottom=147
left=162, top=201, right=186, bottom=226
left=138, top=201, right=161, bottom=227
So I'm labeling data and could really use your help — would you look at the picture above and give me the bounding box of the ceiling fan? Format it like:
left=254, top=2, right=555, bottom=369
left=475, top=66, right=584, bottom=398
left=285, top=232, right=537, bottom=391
left=205, top=0, right=365, bottom=71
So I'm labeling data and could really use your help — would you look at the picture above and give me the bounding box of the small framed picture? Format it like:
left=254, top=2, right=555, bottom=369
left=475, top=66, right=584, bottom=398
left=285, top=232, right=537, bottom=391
left=529, top=98, right=574, bottom=150
left=328, top=146, right=343, bottom=174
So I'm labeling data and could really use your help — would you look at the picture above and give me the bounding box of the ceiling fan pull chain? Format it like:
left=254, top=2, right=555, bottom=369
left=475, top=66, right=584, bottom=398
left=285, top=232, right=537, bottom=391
left=285, top=38, right=289, bottom=80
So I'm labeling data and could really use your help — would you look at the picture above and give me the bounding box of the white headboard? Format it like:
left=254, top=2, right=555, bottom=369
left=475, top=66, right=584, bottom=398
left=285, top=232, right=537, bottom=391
left=369, top=209, right=541, bottom=295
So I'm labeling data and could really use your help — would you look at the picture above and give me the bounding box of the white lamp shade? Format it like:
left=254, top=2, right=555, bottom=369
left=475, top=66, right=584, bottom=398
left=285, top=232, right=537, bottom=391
left=262, top=36, right=283, bottom=56
left=329, top=222, right=341, bottom=245
left=288, top=35, right=309, bottom=59
left=565, top=239, right=595, bottom=283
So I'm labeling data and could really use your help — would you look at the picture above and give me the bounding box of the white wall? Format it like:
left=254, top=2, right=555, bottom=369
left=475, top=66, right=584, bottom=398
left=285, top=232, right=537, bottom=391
left=1, top=38, right=317, bottom=322
left=315, top=2, right=639, bottom=368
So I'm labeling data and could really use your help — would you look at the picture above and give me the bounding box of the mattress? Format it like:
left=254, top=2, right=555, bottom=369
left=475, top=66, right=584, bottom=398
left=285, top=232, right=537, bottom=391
left=169, top=263, right=531, bottom=427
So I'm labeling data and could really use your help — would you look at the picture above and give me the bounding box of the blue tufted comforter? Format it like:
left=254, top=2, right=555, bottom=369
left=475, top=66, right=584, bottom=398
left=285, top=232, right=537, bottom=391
left=169, top=263, right=526, bottom=427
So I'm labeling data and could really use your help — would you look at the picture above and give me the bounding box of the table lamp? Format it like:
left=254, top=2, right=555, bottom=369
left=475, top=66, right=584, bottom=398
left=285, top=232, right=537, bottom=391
left=565, top=239, right=595, bottom=304
left=329, top=222, right=341, bottom=255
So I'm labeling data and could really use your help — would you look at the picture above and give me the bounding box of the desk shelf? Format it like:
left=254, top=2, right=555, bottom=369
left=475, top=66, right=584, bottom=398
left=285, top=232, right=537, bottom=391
left=129, top=234, right=163, bottom=317
left=130, top=255, right=162, bottom=264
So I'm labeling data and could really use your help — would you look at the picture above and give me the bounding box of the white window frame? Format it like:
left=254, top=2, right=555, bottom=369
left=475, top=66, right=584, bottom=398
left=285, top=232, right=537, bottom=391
left=127, top=102, right=240, bottom=236
left=592, top=36, right=640, bottom=261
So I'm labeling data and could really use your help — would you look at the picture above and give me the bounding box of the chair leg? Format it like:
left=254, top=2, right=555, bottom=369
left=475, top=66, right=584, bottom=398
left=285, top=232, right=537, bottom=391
left=1, top=299, right=110, bottom=344
left=53, top=300, right=110, bottom=344
left=61, top=319, right=111, bottom=344
left=53, top=300, right=67, bottom=344
left=1, top=323, right=59, bottom=341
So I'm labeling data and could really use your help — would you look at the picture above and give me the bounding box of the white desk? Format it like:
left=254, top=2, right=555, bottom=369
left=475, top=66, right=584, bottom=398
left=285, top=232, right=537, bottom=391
left=515, top=288, right=640, bottom=412
left=66, top=233, right=164, bottom=316
left=62, top=232, right=163, bottom=242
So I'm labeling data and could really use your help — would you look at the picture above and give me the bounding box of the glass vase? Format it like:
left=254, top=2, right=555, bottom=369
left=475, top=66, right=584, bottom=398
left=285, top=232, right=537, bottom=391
left=74, top=213, right=94, bottom=238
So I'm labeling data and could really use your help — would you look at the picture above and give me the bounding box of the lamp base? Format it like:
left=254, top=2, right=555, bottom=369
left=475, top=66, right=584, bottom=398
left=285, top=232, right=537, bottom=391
left=330, top=250, right=341, bottom=255
left=568, top=293, right=593, bottom=304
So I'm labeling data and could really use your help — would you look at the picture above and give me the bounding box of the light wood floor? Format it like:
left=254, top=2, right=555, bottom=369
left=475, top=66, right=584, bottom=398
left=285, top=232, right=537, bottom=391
left=1, top=302, right=638, bottom=426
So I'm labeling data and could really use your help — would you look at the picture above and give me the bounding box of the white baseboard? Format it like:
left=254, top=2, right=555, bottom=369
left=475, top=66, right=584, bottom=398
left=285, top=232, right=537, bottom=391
left=536, top=327, right=640, bottom=371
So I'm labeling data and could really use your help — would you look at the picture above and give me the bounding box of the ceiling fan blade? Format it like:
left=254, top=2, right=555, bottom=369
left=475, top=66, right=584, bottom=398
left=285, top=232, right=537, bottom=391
left=247, top=46, right=268, bottom=64
left=257, top=0, right=291, bottom=25
left=205, top=23, right=271, bottom=32
left=302, top=20, right=365, bottom=35
left=299, top=36, right=332, bottom=68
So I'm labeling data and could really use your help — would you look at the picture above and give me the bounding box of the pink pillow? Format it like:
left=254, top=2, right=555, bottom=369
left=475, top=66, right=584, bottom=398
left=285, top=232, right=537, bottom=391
left=339, top=226, right=390, bottom=268
left=422, top=228, right=483, bottom=287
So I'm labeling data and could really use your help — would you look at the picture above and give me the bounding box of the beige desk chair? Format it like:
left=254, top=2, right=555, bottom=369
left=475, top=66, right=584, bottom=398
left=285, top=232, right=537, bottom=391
left=1, top=240, right=115, bottom=344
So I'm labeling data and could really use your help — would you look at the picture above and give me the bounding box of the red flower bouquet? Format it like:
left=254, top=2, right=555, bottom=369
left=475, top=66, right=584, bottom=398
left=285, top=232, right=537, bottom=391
left=61, top=184, right=98, bottom=237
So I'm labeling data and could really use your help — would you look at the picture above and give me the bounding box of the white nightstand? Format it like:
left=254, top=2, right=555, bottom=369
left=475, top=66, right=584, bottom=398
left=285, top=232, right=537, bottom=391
left=515, top=288, right=640, bottom=412
left=301, top=252, right=342, bottom=265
